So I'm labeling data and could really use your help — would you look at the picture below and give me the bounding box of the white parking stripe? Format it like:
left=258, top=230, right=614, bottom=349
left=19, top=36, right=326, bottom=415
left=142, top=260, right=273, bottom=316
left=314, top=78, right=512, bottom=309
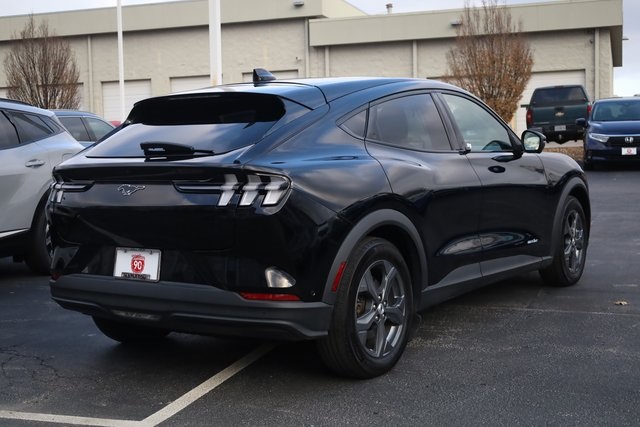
left=0, top=343, right=274, bottom=427
left=140, top=343, right=275, bottom=426
left=0, top=411, right=139, bottom=427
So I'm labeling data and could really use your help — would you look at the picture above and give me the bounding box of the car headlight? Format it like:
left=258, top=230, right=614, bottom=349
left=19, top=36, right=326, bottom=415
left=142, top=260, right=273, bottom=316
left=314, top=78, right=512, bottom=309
left=589, top=132, right=609, bottom=143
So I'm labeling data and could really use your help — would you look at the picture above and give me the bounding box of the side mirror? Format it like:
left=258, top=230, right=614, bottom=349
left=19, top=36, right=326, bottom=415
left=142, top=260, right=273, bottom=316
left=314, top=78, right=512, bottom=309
left=576, top=118, right=587, bottom=127
left=521, top=130, right=546, bottom=153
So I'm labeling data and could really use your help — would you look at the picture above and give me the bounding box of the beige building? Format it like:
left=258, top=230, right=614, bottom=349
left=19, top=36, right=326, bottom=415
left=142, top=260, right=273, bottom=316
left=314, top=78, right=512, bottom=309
left=0, top=0, right=623, bottom=134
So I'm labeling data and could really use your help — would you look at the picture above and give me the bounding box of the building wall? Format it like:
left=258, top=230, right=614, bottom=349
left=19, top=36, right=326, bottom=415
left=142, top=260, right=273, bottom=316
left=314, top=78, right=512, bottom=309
left=223, top=19, right=307, bottom=83
left=0, top=0, right=622, bottom=123
left=322, top=42, right=413, bottom=77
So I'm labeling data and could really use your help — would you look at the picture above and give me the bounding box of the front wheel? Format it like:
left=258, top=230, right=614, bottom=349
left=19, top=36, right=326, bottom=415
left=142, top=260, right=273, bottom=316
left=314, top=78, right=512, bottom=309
left=540, top=196, right=588, bottom=287
left=93, top=316, right=170, bottom=344
left=582, top=150, right=595, bottom=171
left=318, top=237, right=413, bottom=379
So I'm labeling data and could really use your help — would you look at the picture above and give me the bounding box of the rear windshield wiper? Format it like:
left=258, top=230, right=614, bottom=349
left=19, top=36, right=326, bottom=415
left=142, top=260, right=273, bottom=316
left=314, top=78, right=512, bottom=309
left=140, top=142, right=215, bottom=160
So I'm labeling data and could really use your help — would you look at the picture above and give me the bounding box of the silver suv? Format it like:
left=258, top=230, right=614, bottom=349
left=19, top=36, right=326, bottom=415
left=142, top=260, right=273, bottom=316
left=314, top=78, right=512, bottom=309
left=0, top=99, right=84, bottom=274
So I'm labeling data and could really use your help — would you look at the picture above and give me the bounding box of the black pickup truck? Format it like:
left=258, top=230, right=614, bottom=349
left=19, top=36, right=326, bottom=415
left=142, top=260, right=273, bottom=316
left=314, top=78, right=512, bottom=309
left=524, top=85, right=591, bottom=144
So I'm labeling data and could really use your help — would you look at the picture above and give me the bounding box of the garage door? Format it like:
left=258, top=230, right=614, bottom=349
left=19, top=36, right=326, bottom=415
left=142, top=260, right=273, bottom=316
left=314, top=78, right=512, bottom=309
left=102, top=80, right=151, bottom=123
left=170, top=76, right=211, bottom=94
left=514, top=70, right=586, bottom=136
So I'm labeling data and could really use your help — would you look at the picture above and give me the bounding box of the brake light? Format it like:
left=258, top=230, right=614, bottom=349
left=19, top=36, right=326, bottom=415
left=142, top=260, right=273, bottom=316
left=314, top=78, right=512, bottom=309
left=587, top=104, right=592, bottom=115
left=239, top=292, right=300, bottom=301
left=174, top=173, right=290, bottom=208
left=526, top=108, right=533, bottom=128
left=49, top=180, right=94, bottom=203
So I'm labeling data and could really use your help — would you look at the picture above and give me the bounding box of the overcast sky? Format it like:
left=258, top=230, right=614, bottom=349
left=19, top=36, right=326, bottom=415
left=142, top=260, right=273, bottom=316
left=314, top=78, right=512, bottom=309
left=0, top=0, right=636, bottom=96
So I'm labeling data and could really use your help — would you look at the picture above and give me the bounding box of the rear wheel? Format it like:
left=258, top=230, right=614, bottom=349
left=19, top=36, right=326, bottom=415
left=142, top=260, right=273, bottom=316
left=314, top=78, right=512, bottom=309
left=24, top=205, right=52, bottom=275
left=318, top=237, right=413, bottom=378
left=93, top=316, right=170, bottom=344
left=540, top=196, right=587, bottom=287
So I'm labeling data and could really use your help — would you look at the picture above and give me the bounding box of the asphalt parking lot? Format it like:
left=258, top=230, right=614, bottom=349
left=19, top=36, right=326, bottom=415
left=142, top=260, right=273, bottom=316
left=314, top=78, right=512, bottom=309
left=1, top=166, right=639, bottom=427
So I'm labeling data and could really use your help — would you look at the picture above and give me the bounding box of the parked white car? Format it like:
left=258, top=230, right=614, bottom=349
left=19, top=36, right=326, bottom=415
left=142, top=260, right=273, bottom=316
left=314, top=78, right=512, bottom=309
left=0, top=98, right=84, bottom=274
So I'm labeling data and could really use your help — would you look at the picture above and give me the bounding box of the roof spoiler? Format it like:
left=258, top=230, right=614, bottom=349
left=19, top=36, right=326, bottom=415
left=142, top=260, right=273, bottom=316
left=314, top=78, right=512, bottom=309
left=252, top=68, right=276, bottom=83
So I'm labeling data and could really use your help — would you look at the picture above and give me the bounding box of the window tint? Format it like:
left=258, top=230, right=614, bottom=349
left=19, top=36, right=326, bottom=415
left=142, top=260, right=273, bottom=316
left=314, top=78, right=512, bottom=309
left=59, top=116, right=91, bottom=141
left=88, top=93, right=287, bottom=158
left=42, top=116, right=63, bottom=133
left=367, top=94, right=451, bottom=151
left=592, top=100, right=640, bottom=122
left=441, top=94, right=512, bottom=152
left=341, top=110, right=367, bottom=138
left=0, top=111, right=20, bottom=148
left=86, top=118, right=115, bottom=140
left=531, top=86, right=588, bottom=106
left=7, top=111, right=54, bottom=143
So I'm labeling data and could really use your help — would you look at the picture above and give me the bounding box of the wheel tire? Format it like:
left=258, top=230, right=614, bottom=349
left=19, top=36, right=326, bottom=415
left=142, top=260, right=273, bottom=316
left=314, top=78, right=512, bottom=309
left=93, top=316, right=170, bottom=344
left=540, top=196, right=588, bottom=287
left=582, top=151, right=594, bottom=171
left=24, top=205, right=53, bottom=275
left=317, top=237, right=413, bottom=379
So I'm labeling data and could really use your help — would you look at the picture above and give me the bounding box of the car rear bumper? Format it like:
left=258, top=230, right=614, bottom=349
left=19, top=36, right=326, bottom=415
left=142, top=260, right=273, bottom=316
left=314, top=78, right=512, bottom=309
left=51, top=274, right=333, bottom=340
left=530, top=125, right=584, bottom=142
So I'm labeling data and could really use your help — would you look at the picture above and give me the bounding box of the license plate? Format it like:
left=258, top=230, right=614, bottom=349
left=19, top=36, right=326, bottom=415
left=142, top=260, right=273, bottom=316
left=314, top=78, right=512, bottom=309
left=554, top=125, right=566, bottom=131
left=622, top=147, right=637, bottom=156
left=114, top=248, right=161, bottom=281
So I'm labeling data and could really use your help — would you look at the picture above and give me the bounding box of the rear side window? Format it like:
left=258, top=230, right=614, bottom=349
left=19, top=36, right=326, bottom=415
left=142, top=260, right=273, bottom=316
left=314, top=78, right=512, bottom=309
left=366, top=94, right=451, bottom=151
left=531, top=86, right=588, bottom=106
left=341, top=110, right=367, bottom=138
left=88, top=93, right=291, bottom=158
left=0, top=111, right=20, bottom=149
left=86, top=118, right=114, bottom=140
left=6, top=111, right=55, bottom=143
left=59, top=116, right=91, bottom=141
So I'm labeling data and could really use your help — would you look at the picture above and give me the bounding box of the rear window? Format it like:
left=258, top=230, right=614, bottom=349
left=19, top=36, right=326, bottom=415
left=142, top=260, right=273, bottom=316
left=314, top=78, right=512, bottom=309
left=530, top=86, right=588, bottom=107
left=87, top=93, right=293, bottom=158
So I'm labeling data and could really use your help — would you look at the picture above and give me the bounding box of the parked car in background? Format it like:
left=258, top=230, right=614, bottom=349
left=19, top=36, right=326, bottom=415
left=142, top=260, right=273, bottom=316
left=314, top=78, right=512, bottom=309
left=0, top=98, right=84, bottom=274
left=577, top=97, right=640, bottom=169
left=54, top=110, right=115, bottom=147
left=525, top=85, right=591, bottom=144
left=48, top=71, right=590, bottom=378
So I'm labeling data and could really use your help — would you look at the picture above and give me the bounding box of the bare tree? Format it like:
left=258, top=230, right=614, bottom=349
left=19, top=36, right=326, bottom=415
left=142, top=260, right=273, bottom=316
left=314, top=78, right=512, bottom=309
left=446, top=0, right=533, bottom=123
left=4, top=15, right=80, bottom=109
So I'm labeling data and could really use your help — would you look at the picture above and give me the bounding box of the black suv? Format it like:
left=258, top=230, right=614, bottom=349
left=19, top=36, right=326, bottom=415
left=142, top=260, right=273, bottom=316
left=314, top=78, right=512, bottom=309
left=48, top=72, right=590, bottom=378
left=525, top=85, right=591, bottom=143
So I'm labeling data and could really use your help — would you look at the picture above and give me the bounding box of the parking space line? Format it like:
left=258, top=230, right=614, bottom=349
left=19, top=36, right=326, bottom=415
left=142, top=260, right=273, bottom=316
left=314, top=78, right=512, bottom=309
left=140, top=343, right=275, bottom=426
left=0, top=343, right=275, bottom=427
left=0, top=411, right=140, bottom=426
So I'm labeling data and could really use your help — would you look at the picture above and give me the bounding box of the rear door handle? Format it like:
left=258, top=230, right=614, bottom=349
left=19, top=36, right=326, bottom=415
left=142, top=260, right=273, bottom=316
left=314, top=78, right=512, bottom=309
left=25, top=159, right=46, bottom=168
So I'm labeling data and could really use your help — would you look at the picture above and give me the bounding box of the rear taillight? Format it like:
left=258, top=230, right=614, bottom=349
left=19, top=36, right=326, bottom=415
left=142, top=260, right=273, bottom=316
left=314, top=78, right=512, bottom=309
left=49, top=180, right=94, bottom=203
left=174, top=173, right=290, bottom=208
left=587, top=104, right=592, bottom=115
left=526, top=108, right=533, bottom=128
